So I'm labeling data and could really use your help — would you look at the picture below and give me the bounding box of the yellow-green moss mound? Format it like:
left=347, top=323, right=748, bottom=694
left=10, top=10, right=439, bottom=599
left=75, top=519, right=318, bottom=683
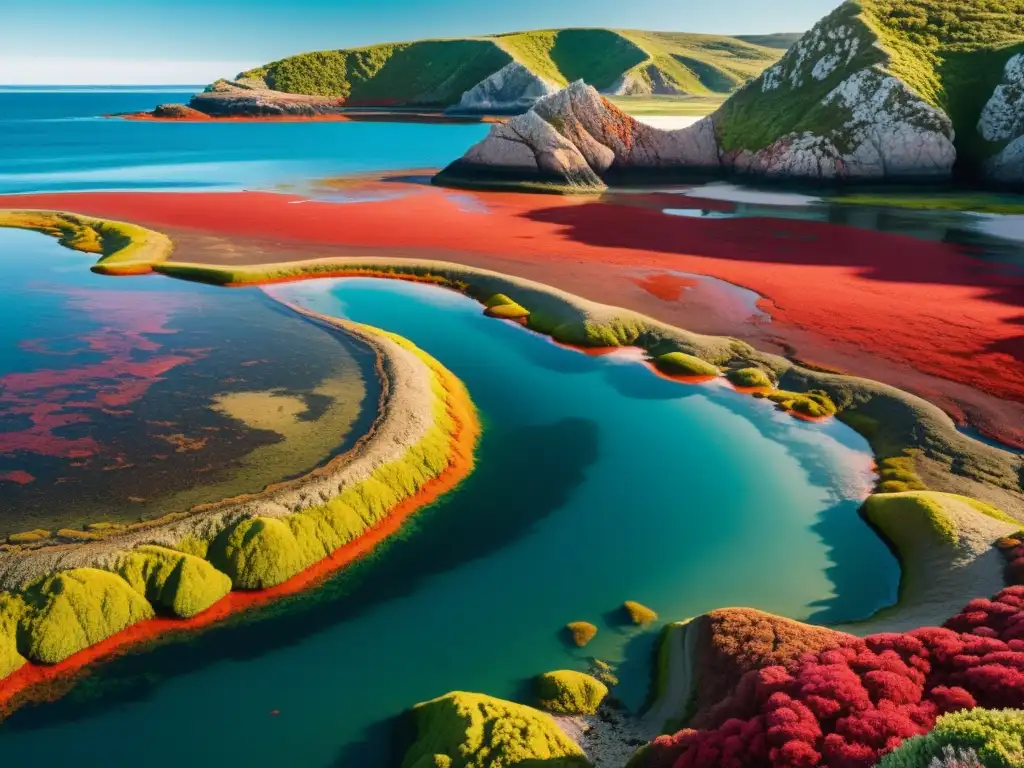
left=623, top=600, right=658, bottom=625
left=565, top=621, right=598, bottom=647
left=207, top=517, right=307, bottom=590
left=536, top=670, right=609, bottom=715
left=726, top=367, right=773, bottom=388
left=654, top=352, right=719, bottom=378
left=13, top=568, right=154, bottom=664
left=0, top=604, right=26, bottom=678
left=763, top=389, right=836, bottom=418
left=7, top=529, right=50, bottom=545
left=403, top=691, right=591, bottom=768
left=876, top=453, right=928, bottom=494
left=484, top=294, right=530, bottom=320
left=113, top=545, right=232, bottom=618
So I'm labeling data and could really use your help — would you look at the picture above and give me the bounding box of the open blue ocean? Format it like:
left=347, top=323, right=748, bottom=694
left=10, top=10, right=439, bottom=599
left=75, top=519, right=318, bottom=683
left=0, top=86, right=489, bottom=194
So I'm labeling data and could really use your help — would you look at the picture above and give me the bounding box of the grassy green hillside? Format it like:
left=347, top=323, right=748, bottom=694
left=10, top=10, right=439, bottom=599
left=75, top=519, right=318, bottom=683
left=242, top=40, right=512, bottom=105
left=235, top=28, right=789, bottom=106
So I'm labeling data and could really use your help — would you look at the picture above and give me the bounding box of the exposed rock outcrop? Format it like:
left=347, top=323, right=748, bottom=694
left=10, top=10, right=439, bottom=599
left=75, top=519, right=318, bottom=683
left=188, top=79, right=344, bottom=117
left=436, top=81, right=719, bottom=190
left=981, top=53, right=1024, bottom=183
left=452, top=61, right=560, bottom=113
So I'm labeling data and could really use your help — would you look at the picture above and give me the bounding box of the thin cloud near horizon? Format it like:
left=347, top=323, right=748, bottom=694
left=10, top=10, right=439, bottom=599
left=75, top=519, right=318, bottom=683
left=0, top=58, right=259, bottom=86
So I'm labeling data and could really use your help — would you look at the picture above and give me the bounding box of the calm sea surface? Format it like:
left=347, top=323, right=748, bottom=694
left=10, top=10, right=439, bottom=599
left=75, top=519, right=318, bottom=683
left=0, top=87, right=488, bottom=193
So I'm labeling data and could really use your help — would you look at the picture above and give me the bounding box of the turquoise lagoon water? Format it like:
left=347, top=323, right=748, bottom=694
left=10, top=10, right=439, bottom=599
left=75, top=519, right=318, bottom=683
left=0, top=87, right=488, bottom=193
left=0, top=273, right=900, bottom=766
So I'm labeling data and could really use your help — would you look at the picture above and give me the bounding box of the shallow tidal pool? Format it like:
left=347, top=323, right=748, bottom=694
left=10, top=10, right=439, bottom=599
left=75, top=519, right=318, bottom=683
left=0, top=274, right=900, bottom=767
left=0, top=229, right=378, bottom=534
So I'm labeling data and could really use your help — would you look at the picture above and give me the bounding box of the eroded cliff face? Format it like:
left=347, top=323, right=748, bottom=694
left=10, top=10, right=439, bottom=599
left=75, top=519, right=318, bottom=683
left=981, top=54, right=1024, bottom=183
left=453, top=62, right=560, bottom=113
left=713, top=6, right=956, bottom=180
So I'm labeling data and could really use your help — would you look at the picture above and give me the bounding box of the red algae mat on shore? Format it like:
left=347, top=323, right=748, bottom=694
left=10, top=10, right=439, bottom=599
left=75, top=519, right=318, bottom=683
left=4, top=187, right=1022, bottom=435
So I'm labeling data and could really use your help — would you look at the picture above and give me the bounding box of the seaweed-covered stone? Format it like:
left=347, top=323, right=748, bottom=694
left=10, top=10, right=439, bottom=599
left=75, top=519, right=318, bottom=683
left=537, top=670, right=609, bottom=715
left=403, top=691, right=591, bottom=768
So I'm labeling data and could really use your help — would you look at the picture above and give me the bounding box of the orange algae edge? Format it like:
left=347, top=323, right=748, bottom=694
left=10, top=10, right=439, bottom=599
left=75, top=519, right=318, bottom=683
left=0, top=364, right=480, bottom=716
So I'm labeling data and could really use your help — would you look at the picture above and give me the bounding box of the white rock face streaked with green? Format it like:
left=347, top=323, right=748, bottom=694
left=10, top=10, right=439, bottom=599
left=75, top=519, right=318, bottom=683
left=455, top=62, right=560, bottom=113
left=730, top=68, right=955, bottom=178
left=981, top=54, right=1024, bottom=182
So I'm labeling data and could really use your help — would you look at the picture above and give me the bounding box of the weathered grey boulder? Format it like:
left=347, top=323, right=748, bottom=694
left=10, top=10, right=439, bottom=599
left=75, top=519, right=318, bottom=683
left=439, top=109, right=605, bottom=190
left=453, top=62, right=559, bottom=113
left=980, top=54, right=1024, bottom=183
left=435, top=81, right=721, bottom=189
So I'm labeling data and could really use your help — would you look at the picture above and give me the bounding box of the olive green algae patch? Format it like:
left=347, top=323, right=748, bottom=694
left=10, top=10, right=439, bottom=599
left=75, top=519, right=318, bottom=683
left=878, top=708, right=1024, bottom=768
left=113, top=545, right=232, bottom=619
left=483, top=294, right=530, bottom=320
left=403, top=691, right=592, bottom=768
left=653, top=352, right=719, bottom=378
left=536, top=670, right=608, bottom=715
left=726, top=367, right=774, bottom=389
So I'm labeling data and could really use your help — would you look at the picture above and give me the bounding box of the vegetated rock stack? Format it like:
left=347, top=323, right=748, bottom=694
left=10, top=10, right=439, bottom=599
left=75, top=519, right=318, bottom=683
left=437, top=0, right=1024, bottom=186
left=174, top=29, right=788, bottom=118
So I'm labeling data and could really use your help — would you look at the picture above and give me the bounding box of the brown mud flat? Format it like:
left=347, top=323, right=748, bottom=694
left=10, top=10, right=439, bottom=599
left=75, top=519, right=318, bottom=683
left=3, top=183, right=1021, bottom=448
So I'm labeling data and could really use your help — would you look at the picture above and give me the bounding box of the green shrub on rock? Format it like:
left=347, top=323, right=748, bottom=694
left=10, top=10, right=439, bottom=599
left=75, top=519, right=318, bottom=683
left=878, top=708, right=1024, bottom=768
left=17, top=568, right=154, bottom=664
left=536, top=670, right=609, bottom=715
left=114, top=545, right=231, bottom=618
left=653, top=352, right=719, bottom=378
left=402, top=691, right=591, bottom=768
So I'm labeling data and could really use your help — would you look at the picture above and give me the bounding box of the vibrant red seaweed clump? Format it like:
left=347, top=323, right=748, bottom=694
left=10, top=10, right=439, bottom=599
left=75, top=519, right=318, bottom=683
left=644, top=587, right=1024, bottom=768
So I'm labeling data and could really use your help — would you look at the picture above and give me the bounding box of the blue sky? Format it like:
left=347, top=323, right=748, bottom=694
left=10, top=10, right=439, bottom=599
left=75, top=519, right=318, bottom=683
left=1, top=0, right=842, bottom=84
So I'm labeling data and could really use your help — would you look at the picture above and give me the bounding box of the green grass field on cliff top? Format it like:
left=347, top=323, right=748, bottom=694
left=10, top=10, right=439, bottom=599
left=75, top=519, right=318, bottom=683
left=234, top=28, right=789, bottom=104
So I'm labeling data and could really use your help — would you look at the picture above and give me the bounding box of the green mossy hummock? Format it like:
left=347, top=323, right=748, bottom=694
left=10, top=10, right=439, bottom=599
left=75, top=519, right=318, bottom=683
left=536, top=670, right=609, bottom=715
left=403, top=691, right=592, bottom=768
